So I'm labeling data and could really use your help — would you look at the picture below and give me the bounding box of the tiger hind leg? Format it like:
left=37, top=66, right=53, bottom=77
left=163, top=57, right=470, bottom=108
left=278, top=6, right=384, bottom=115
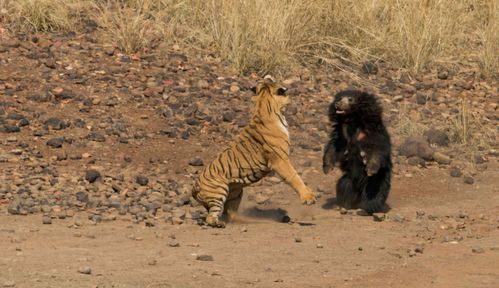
left=194, top=183, right=229, bottom=228
left=224, top=184, right=244, bottom=223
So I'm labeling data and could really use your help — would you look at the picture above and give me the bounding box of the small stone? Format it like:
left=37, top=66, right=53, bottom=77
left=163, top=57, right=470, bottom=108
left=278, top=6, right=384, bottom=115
left=437, top=70, right=449, bottom=80
left=229, top=85, right=240, bottom=93
left=188, top=158, right=204, bottom=166
left=2, top=281, right=15, bottom=288
left=196, top=254, right=214, bottom=261
left=148, top=259, right=158, bottom=266
left=222, top=112, right=235, bottom=122
left=240, top=226, right=248, bottom=233
left=471, top=246, right=484, bottom=254
left=433, top=152, right=451, bottom=165
left=87, top=132, right=106, bottom=142
left=42, top=215, right=52, bottom=224
left=46, top=137, right=64, bottom=148
left=361, top=62, right=378, bottom=75
left=77, top=266, right=92, bottom=275
left=171, top=217, right=183, bottom=225
left=473, top=154, right=486, bottom=164
left=398, top=136, right=434, bottom=161
left=255, top=193, right=270, bottom=205
left=295, top=237, right=302, bottom=243
left=45, top=118, right=66, bottom=130
left=340, top=208, right=348, bottom=215
left=316, top=243, right=324, bottom=248
left=197, top=80, right=209, bottom=88
left=85, top=170, right=101, bottom=183
left=185, top=118, right=200, bottom=126
left=416, top=93, right=427, bottom=105
left=408, top=249, right=417, bottom=257
left=450, top=168, right=462, bottom=177
left=416, top=210, right=425, bottom=218
left=105, top=48, right=115, bottom=56
left=372, top=213, right=386, bottom=222
left=168, top=239, right=180, bottom=247
left=424, top=129, right=450, bottom=146
left=463, top=176, right=474, bottom=185
left=407, top=156, right=425, bottom=167
left=390, top=214, right=405, bottom=223
left=136, top=175, right=149, bottom=186
left=414, top=244, right=425, bottom=254
left=393, top=95, right=404, bottom=102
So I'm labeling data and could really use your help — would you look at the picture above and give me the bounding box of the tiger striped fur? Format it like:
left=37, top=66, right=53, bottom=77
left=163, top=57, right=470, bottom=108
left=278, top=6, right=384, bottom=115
left=192, top=77, right=316, bottom=228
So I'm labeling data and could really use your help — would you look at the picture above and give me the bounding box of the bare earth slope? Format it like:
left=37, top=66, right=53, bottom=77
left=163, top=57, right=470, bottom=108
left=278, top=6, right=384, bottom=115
left=0, top=33, right=498, bottom=288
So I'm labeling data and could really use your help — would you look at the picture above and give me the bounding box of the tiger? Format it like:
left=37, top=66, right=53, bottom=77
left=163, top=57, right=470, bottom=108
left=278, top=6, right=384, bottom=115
left=192, top=76, right=317, bottom=228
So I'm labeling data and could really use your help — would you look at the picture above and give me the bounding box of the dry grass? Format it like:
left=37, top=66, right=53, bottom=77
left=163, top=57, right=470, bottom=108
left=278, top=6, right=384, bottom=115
left=93, top=0, right=161, bottom=54
left=1, top=0, right=498, bottom=77
left=1, top=0, right=92, bottom=33
left=450, top=97, right=496, bottom=149
left=395, top=102, right=427, bottom=137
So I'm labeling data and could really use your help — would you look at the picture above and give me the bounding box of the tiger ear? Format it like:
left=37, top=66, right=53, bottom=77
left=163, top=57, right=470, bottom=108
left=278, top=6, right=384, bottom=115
left=277, top=87, right=287, bottom=96
left=250, top=86, right=257, bottom=94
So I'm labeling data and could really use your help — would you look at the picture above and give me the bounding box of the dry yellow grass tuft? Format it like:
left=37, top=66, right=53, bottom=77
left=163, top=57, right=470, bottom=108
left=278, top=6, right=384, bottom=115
left=1, top=0, right=497, bottom=77
left=93, top=0, right=161, bottom=54
left=2, top=0, right=91, bottom=33
left=450, top=96, right=496, bottom=149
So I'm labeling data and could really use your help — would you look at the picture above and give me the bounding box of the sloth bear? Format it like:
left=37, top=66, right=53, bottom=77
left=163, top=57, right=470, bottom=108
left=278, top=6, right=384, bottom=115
left=322, top=90, right=392, bottom=214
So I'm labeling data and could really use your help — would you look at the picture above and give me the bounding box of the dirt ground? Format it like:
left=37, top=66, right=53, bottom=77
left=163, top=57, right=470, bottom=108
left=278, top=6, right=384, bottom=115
left=0, top=31, right=498, bottom=288
left=1, top=153, right=498, bottom=288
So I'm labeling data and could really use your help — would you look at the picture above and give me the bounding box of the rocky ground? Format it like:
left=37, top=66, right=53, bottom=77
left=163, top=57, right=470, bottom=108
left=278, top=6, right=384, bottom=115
left=0, top=31, right=498, bottom=288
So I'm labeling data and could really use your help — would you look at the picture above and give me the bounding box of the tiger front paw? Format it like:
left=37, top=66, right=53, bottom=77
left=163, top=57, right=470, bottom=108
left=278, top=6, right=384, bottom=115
left=205, top=214, right=226, bottom=228
left=300, top=188, right=317, bottom=205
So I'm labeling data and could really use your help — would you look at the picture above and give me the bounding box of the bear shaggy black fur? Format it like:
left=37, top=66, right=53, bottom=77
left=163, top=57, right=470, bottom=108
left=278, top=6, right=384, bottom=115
left=323, top=90, right=392, bottom=214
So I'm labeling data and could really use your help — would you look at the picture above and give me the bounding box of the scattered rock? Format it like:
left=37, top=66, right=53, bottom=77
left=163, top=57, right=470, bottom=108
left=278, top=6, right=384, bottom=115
left=188, top=158, right=204, bottom=166
left=433, top=152, right=451, bottom=165
left=77, top=266, right=92, bottom=275
left=2, top=281, right=16, bottom=288
left=361, top=62, right=378, bottom=75
left=85, top=170, right=101, bottom=183
left=42, top=215, right=52, bottom=224
left=463, top=176, right=474, bottom=185
left=136, top=175, right=149, bottom=186
left=390, top=214, right=406, bottom=223
left=414, top=244, right=425, bottom=254
left=407, top=156, right=425, bottom=167
left=168, top=239, right=180, bottom=247
left=87, top=132, right=106, bottom=142
left=471, top=246, right=485, bottom=254
left=415, top=93, right=427, bottom=105
left=437, top=70, right=449, bottom=80
left=372, top=213, right=386, bottom=222
left=46, top=137, right=64, bottom=148
left=196, top=254, right=214, bottom=261
left=450, top=168, right=462, bottom=177
left=424, top=128, right=449, bottom=146
left=398, top=136, right=434, bottom=161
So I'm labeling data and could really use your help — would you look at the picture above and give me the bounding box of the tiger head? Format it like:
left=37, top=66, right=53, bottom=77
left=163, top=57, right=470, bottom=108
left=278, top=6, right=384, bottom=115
left=250, top=76, right=289, bottom=113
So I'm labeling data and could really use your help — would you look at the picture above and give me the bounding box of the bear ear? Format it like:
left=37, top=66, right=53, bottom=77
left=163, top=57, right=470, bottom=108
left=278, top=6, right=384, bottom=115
left=277, top=87, right=287, bottom=96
